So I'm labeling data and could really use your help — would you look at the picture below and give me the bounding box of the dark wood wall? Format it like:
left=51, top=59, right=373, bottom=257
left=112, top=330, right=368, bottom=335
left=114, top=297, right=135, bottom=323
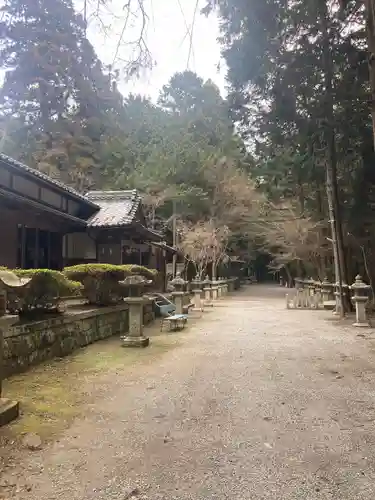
left=0, top=205, right=66, bottom=269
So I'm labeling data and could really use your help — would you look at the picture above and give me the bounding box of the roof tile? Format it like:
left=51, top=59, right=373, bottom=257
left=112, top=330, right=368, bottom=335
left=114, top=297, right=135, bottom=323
left=0, top=153, right=97, bottom=206
left=85, top=190, right=141, bottom=227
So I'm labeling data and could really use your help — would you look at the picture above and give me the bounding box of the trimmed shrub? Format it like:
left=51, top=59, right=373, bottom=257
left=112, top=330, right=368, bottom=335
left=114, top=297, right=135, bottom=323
left=63, top=264, right=127, bottom=306
left=63, top=264, right=158, bottom=305
left=119, top=265, right=158, bottom=281
left=14, top=269, right=82, bottom=296
left=63, top=263, right=127, bottom=282
left=0, top=268, right=82, bottom=315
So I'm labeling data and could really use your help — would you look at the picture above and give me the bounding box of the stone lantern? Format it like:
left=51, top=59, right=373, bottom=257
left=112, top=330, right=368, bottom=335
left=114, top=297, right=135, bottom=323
left=223, top=277, right=229, bottom=296
left=170, top=273, right=186, bottom=314
left=312, top=280, right=323, bottom=309
left=211, top=276, right=220, bottom=301
left=350, top=275, right=371, bottom=327
left=121, top=275, right=151, bottom=348
left=170, top=272, right=186, bottom=293
left=191, top=274, right=202, bottom=291
left=220, top=277, right=227, bottom=297
left=191, top=274, right=203, bottom=312
left=306, top=277, right=315, bottom=297
left=321, top=277, right=334, bottom=303
left=294, top=278, right=303, bottom=290
left=217, top=277, right=223, bottom=298
left=0, top=315, right=19, bottom=426
left=202, top=275, right=213, bottom=307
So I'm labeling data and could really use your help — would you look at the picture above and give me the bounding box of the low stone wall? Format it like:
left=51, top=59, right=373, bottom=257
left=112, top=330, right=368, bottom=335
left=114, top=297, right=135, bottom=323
left=3, top=300, right=155, bottom=378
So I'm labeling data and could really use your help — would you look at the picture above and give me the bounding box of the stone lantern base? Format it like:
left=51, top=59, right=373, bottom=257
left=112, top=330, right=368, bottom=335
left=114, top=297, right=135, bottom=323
left=192, top=289, right=204, bottom=312
left=352, top=296, right=370, bottom=328
left=122, top=336, right=150, bottom=348
left=0, top=399, right=19, bottom=427
left=122, top=297, right=150, bottom=348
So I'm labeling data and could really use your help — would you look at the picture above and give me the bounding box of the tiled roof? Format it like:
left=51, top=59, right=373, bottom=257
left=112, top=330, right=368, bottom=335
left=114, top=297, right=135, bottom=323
left=85, top=190, right=141, bottom=227
left=0, top=153, right=98, bottom=207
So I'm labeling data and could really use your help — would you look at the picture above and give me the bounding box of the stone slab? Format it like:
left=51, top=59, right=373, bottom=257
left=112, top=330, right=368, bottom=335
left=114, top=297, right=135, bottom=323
left=0, top=398, right=19, bottom=427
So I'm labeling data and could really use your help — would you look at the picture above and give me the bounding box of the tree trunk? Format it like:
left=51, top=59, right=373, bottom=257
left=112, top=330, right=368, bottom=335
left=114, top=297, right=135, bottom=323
left=326, top=165, right=344, bottom=316
left=365, top=0, right=375, bottom=150
left=319, top=0, right=348, bottom=313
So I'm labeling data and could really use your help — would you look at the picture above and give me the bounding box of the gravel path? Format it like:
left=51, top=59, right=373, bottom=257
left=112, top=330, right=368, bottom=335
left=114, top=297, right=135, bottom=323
left=3, top=285, right=375, bottom=499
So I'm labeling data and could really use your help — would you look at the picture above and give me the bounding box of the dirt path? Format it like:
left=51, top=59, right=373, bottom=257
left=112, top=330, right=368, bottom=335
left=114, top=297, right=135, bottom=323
left=2, top=285, right=375, bottom=499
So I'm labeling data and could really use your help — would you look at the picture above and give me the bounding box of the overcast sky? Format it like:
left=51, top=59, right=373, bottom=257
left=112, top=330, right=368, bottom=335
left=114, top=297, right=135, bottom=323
left=85, top=0, right=226, bottom=100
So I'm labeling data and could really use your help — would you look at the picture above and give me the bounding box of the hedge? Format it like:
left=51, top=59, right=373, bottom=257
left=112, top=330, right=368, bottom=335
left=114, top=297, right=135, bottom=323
left=64, top=263, right=158, bottom=281
left=63, top=264, right=158, bottom=306
left=14, top=269, right=82, bottom=296
left=0, top=268, right=82, bottom=315
left=119, top=265, right=158, bottom=281
left=63, top=263, right=127, bottom=282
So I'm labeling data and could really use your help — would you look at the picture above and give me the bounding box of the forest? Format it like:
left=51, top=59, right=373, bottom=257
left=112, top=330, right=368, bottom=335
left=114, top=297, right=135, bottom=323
left=1, top=0, right=375, bottom=293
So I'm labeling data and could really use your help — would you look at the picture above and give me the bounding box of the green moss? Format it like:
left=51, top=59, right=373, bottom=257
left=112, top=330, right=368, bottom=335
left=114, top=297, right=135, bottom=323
left=3, top=331, right=181, bottom=441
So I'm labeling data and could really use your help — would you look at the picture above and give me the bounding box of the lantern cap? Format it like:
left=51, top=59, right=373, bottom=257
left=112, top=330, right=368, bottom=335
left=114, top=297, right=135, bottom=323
left=351, top=275, right=371, bottom=290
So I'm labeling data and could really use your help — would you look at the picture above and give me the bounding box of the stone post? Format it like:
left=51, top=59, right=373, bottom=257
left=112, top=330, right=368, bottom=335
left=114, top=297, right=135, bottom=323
left=350, top=275, right=371, bottom=327
left=313, top=281, right=323, bottom=309
left=122, top=297, right=149, bottom=347
left=202, top=275, right=213, bottom=307
left=217, top=278, right=222, bottom=298
left=333, top=282, right=348, bottom=316
left=294, top=278, right=303, bottom=290
left=305, top=278, right=315, bottom=309
left=191, top=275, right=201, bottom=292
left=211, top=280, right=219, bottom=300
left=192, top=288, right=203, bottom=312
left=219, top=278, right=225, bottom=298
left=172, top=291, right=185, bottom=315
left=0, top=315, right=19, bottom=426
left=228, top=278, right=235, bottom=293
left=191, top=275, right=203, bottom=312
left=170, top=273, right=189, bottom=312
left=321, top=277, right=333, bottom=302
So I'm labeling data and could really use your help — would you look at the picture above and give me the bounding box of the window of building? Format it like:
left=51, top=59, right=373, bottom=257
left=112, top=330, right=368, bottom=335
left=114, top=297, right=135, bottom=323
left=17, top=226, right=62, bottom=269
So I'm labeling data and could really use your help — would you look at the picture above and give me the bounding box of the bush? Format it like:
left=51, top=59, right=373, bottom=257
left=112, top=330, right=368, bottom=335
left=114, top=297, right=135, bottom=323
left=14, top=269, right=82, bottom=296
left=0, top=268, right=82, bottom=315
left=119, top=265, right=158, bottom=281
left=63, top=263, right=127, bottom=282
left=63, top=264, right=158, bottom=305
left=63, top=264, right=128, bottom=306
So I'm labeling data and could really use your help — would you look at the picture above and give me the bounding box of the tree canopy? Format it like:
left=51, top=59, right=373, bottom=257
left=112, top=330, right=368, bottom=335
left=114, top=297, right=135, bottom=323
left=2, top=0, right=375, bottom=284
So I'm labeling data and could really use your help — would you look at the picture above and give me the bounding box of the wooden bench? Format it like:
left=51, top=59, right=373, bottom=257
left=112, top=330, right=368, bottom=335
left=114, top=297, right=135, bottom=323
left=161, top=313, right=188, bottom=332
